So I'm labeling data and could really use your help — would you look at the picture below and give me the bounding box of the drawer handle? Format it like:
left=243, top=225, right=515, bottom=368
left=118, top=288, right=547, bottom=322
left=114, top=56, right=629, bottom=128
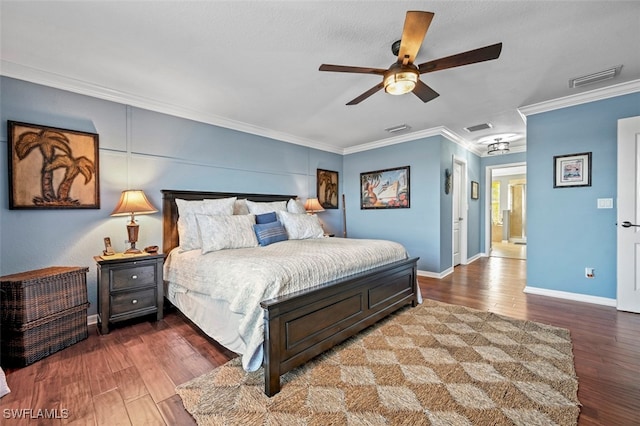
left=131, top=275, right=138, bottom=280
left=131, top=299, right=138, bottom=304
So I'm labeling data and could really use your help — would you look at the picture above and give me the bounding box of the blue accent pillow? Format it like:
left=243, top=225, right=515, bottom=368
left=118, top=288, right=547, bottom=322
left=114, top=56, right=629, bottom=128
left=255, top=212, right=277, bottom=224
left=254, top=221, right=288, bottom=246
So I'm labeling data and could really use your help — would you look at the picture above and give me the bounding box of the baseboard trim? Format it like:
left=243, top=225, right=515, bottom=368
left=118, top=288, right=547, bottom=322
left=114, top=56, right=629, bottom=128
left=87, top=314, right=98, bottom=326
left=466, top=253, right=485, bottom=263
left=523, top=286, right=617, bottom=307
left=418, top=268, right=453, bottom=279
left=417, top=254, right=485, bottom=279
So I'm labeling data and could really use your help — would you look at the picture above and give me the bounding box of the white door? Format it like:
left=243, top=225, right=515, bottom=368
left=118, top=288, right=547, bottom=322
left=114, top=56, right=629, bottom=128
left=453, top=161, right=463, bottom=266
left=617, top=116, right=640, bottom=313
left=452, top=157, right=468, bottom=267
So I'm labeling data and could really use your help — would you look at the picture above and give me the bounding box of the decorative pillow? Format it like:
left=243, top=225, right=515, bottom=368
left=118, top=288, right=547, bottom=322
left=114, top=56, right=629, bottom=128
left=255, top=212, right=277, bottom=224
left=176, top=197, right=236, bottom=251
left=233, top=199, right=249, bottom=215
left=278, top=211, right=325, bottom=240
left=246, top=200, right=287, bottom=215
left=254, top=220, right=288, bottom=246
left=0, top=367, right=9, bottom=399
left=287, top=198, right=307, bottom=214
left=196, top=214, right=258, bottom=253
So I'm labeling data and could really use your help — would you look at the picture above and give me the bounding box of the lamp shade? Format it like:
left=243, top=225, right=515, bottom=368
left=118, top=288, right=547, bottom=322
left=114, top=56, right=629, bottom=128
left=304, top=198, right=325, bottom=213
left=110, top=190, right=157, bottom=217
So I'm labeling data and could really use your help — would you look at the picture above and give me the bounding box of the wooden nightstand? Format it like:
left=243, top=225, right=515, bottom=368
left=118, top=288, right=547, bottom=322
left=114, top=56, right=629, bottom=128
left=94, top=253, right=164, bottom=334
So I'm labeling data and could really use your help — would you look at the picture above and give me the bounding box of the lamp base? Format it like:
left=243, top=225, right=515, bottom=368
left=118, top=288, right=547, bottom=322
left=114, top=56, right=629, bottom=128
left=124, top=247, right=142, bottom=254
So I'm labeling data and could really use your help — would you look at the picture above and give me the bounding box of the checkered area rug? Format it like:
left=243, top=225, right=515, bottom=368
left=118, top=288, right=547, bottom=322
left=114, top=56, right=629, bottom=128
left=177, top=299, right=580, bottom=425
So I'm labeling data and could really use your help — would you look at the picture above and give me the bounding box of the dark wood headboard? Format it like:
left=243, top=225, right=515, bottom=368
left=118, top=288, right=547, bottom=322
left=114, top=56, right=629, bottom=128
left=161, top=189, right=297, bottom=254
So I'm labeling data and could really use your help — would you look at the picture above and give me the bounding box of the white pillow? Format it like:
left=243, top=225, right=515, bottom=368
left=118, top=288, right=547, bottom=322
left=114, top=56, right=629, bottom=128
left=287, top=198, right=307, bottom=214
left=176, top=197, right=236, bottom=251
left=196, top=214, right=258, bottom=253
left=0, top=367, right=9, bottom=398
left=277, top=211, right=324, bottom=240
left=233, top=199, right=249, bottom=215
left=246, top=200, right=287, bottom=215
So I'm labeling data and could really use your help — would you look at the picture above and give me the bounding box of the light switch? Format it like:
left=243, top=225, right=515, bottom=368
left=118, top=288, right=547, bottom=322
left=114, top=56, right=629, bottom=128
left=597, top=198, right=613, bottom=209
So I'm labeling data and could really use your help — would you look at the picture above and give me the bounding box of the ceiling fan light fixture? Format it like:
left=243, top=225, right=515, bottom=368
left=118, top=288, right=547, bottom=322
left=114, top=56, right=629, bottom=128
left=384, top=69, right=419, bottom=95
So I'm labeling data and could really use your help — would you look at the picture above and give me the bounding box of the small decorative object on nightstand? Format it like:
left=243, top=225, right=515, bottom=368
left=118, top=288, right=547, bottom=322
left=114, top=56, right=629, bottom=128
left=94, top=253, right=164, bottom=334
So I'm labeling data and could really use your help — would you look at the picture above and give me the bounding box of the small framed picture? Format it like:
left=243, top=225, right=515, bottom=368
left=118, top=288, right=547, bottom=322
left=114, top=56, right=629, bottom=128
left=553, top=152, right=592, bottom=188
left=471, top=181, right=479, bottom=199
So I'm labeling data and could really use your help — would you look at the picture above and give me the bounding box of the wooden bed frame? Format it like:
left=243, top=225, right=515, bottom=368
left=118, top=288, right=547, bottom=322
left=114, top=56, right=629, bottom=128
left=162, top=189, right=419, bottom=396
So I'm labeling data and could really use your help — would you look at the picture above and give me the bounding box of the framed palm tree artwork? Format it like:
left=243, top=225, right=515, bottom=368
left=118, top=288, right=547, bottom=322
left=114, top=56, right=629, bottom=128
left=8, top=121, right=100, bottom=209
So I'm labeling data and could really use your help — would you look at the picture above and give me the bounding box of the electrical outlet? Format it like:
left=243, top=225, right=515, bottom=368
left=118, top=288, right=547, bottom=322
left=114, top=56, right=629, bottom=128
left=585, top=267, right=595, bottom=278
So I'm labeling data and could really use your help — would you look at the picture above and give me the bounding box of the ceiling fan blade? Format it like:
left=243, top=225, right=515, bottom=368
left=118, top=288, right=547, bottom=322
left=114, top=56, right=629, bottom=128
left=319, top=64, right=386, bottom=75
left=397, top=11, right=434, bottom=65
left=412, top=80, right=440, bottom=103
left=418, top=42, right=503, bottom=74
left=346, top=82, right=385, bottom=105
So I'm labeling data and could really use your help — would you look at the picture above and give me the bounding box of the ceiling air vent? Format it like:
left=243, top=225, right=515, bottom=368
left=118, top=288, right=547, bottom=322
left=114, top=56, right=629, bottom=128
left=464, top=123, right=493, bottom=133
left=385, top=124, right=411, bottom=133
left=569, top=65, right=622, bottom=88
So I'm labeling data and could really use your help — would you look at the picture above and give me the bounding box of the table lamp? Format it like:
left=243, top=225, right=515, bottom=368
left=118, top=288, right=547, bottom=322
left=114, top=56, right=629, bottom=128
left=110, top=190, right=158, bottom=253
left=304, top=198, right=325, bottom=215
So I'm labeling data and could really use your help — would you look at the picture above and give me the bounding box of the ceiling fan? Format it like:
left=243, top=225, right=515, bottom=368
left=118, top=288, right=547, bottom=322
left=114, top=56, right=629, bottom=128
left=319, top=11, right=503, bottom=105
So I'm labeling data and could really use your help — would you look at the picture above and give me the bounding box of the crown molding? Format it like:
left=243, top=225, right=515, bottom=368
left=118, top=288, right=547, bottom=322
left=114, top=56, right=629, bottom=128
left=344, top=125, right=484, bottom=156
left=518, top=79, right=640, bottom=117
left=0, top=60, right=343, bottom=154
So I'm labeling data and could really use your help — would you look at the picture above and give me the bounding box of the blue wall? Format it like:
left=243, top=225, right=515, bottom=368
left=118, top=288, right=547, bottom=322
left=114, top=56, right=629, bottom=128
left=0, top=76, right=343, bottom=314
left=526, top=92, right=640, bottom=299
left=344, top=136, right=482, bottom=273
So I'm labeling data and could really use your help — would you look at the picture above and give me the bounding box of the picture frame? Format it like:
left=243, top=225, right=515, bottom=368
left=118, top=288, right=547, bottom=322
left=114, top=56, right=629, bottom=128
left=8, top=121, right=100, bottom=209
left=360, top=166, right=410, bottom=209
left=553, top=152, right=592, bottom=188
left=317, top=169, right=339, bottom=209
left=471, top=181, right=479, bottom=199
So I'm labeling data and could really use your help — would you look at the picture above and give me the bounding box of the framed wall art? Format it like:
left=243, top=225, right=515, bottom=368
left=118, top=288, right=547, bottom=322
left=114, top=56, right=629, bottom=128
left=471, top=181, right=479, bottom=199
left=317, top=169, right=338, bottom=209
left=553, top=152, right=591, bottom=188
left=360, top=166, right=410, bottom=209
left=8, top=121, right=100, bottom=209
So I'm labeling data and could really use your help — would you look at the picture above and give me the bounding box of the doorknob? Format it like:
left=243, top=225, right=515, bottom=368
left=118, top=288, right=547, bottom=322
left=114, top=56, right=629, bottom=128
left=621, top=221, right=640, bottom=228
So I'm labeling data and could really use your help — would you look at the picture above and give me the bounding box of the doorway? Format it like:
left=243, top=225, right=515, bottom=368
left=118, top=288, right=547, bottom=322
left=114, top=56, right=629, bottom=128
left=487, top=163, right=526, bottom=260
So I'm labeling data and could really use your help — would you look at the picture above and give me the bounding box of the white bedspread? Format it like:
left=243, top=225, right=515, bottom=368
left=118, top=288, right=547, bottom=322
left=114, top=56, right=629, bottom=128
left=164, top=237, right=408, bottom=371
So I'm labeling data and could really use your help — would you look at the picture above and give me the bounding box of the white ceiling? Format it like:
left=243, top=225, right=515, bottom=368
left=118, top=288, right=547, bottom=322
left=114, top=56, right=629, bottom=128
left=1, top=1, right=639, bottom=155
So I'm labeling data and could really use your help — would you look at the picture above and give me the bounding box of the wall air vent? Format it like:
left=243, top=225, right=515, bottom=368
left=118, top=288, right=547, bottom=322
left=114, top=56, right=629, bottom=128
left=569, top=65, right=622, bottom=88
left=464, top=123, right=493, bottom=133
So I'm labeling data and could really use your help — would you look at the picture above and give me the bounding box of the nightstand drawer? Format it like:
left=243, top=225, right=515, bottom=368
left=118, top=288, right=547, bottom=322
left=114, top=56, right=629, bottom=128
left=110, top=288, right=157, bottom=316
left=110, top=264, right=156, bottom=291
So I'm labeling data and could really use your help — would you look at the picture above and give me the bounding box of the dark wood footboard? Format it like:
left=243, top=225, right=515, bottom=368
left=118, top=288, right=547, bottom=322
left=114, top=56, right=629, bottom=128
left=260, top=256, right=419, bottom=396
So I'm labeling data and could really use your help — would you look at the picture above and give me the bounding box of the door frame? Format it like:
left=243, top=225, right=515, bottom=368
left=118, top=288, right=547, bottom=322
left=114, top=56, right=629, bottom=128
left=453, top=156, right=468, bottom=265
left=484, top=161, right=527, bottom=256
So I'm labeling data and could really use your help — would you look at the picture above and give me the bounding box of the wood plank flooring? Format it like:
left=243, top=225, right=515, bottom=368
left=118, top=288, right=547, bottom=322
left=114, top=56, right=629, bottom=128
left=1, top=256, right=638, bottom=425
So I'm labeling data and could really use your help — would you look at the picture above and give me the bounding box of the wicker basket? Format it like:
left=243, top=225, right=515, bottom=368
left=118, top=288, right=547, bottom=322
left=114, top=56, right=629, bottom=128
left=1, top=266, right=89, bottom=324
left=1, top=303, right=89, bottom=366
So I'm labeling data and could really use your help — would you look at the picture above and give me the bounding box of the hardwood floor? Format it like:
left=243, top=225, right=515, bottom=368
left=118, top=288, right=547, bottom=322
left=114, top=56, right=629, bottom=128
left=1, top=256, right=638, bottom=425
